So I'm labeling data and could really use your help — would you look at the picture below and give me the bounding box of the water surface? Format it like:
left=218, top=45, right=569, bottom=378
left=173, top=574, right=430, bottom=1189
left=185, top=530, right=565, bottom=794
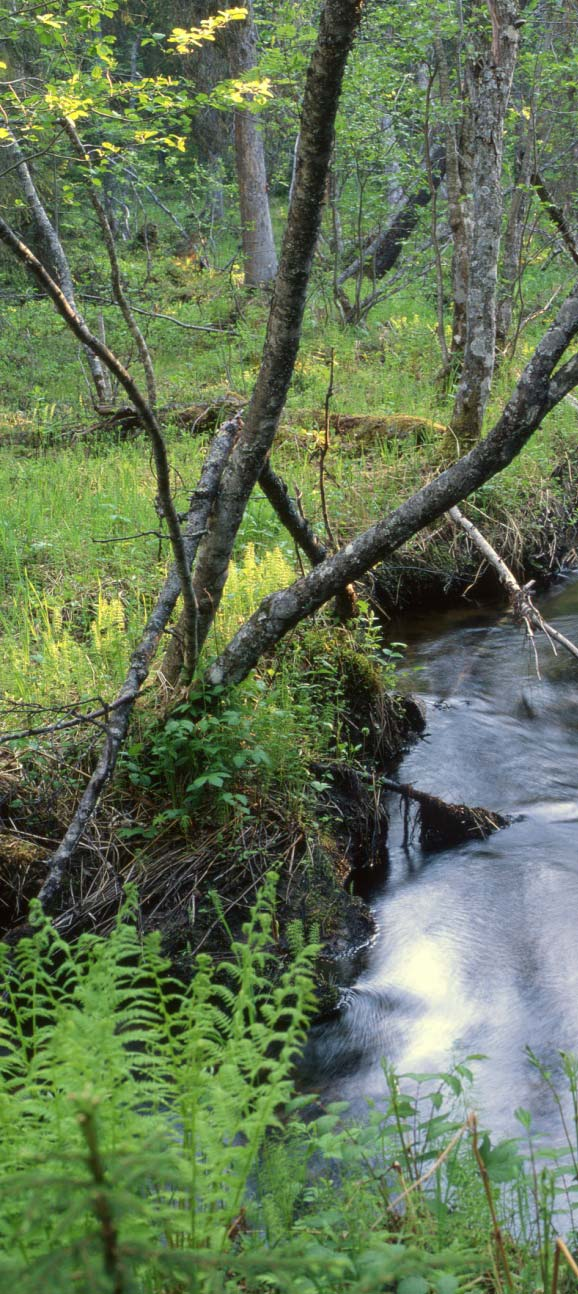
left=302, top=576, right=578, bottom=1140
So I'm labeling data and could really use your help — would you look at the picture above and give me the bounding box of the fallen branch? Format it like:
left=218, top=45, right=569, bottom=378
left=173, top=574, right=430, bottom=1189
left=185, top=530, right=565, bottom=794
left=448, top=505, right=578, bottom=666
left=381, top=777, right=507, bottom=851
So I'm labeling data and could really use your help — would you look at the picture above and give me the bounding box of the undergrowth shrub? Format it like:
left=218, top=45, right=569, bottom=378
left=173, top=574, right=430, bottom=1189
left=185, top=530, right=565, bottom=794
left=122, top=612, right=405, bottom=837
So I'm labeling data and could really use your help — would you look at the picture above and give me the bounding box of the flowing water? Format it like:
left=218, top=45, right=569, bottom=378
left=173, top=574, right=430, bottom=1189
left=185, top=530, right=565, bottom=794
left=301, top=575, right=578, bottom=1141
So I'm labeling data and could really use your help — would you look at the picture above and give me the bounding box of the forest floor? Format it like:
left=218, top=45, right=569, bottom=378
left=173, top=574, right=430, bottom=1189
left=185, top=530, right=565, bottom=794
left=0, top=225, right=577, bottom=978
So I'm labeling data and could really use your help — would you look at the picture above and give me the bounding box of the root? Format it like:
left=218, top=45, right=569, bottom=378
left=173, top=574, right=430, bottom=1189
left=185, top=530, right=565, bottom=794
left=382, top=777, right=508, bottom=851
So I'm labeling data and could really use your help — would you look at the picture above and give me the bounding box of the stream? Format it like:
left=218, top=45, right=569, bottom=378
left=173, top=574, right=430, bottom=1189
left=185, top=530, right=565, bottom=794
left=301, top=574, right=578, bottom=1143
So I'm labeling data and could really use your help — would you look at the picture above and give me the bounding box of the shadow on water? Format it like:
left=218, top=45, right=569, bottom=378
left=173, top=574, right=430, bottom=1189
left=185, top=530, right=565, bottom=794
left=299, top=575, right=578, bottom=1140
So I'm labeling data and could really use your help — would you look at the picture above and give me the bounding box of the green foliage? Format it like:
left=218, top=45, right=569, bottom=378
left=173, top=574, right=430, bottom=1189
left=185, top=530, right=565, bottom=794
left=122, top=684, right=273, bottom=831
left=5, top=884, right=578, bottom=1292
left=0, top=876, right=319, bottom=1289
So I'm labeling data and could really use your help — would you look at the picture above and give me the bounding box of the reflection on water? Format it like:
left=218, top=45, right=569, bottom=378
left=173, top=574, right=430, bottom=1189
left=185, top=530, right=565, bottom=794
left=301, top=576, right=578, bottom=1139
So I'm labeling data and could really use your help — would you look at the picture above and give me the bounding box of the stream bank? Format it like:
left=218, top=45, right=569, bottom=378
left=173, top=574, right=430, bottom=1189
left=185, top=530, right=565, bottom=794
left=1, top=464, right=576, bottom=1001
left=0, top=649, right=425, bottom=1002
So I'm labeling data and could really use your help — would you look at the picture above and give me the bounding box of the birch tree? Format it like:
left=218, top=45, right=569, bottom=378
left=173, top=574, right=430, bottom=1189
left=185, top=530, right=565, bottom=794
left=451, top=0, right=521, bottom=444
left=226, top=0, right=278, bottom=284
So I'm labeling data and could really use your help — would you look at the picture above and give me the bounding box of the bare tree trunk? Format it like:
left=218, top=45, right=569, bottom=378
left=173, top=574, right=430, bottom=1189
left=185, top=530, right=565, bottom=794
left=36, top=419, right=239, bottom=909
left=162, top=0, right=365, bottom=685
left=451, top=1, right=520, bottom=446
left=227, top=0, right=277, bottom=286
left=434, top=35, right=471, bottom=361
left=207, top=272, right=578, bottom=688
left=2, top=132, right=111, bottom=405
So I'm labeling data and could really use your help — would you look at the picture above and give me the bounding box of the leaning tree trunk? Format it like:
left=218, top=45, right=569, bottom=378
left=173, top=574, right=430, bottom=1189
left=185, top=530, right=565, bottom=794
left=451, top=0, right=520, bottom=447
left=162, top=0, right=365, bottom=685
left=205, top=272, right=578, bottom=689
left=337, top=145, right=446, bottom=299
left=227, top=0, right=278, bottom=286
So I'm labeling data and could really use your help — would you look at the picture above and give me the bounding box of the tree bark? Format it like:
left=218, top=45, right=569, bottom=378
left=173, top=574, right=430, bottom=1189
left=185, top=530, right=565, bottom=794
left=227, top=0, right=278, bottom=285
left=434, top=35, right=471, bottom=359
left=451, top=0, right=520, bottom=445
left=36, top=418, right=238, bottom=908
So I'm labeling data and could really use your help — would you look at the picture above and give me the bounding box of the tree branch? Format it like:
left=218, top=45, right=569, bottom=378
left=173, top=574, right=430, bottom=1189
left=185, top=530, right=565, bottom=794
left=1, top=128, right=110, bottom=402
left=448, top=504, right=578, bottom=664
left=61, top=116, right=157, bottom=407
left=165, top=0, right=365, bottom=684
left=532, top=171, right=578, bottom=268
left=206, top=273, right=578, bottom=687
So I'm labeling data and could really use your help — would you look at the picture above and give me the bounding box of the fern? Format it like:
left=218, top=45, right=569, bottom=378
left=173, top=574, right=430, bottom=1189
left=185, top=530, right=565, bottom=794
left=217, top=543, right=296, bottom=642
left=0, top=879, right=551, bottom=1294
left=0, top=876, right=318, bottom=1290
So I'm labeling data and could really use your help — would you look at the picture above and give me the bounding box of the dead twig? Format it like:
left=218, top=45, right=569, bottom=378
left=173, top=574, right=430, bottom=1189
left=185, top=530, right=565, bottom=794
left=319, top=346, right=337, bottom=549
left=552, top=1236, right=578, bottom=1294
left=389, top=1120, right=469, bottom=1211
left=469, top=1112, right=514, bottom=1294
left=448, top=505, right=578, bottom=666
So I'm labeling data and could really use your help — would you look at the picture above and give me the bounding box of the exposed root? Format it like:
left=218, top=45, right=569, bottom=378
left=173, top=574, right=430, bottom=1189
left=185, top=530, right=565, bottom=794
left=382, top=777, right=508, bottom=851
